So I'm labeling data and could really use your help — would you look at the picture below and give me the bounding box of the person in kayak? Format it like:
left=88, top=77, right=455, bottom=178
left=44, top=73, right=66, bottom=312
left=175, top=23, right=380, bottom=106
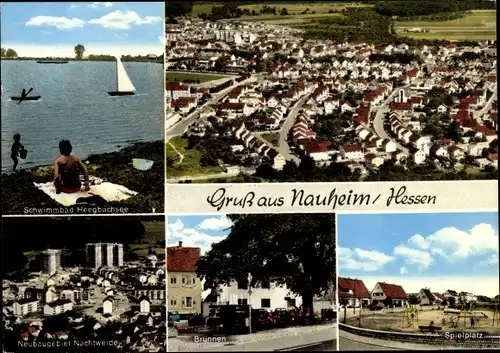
left=53, top=140, right=90, bottom=194
left=11, top=133, right=24, bottom=172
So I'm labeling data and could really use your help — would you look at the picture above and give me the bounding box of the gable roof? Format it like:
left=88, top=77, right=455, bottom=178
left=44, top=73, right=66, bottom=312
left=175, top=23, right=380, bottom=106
left=421, top=288, right=435, bottom=301
left=338, top=277, right=371, bottom=298
left=167, top=242, right=200, bottom=273
left=377, top=282, right=408, bottom=299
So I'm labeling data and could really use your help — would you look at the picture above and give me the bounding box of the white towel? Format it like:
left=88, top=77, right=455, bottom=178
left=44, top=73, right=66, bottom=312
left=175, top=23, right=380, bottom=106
left=34, top=176, right=138, bottom=207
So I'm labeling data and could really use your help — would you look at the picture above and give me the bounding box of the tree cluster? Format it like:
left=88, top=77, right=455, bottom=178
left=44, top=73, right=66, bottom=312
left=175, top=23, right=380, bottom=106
left=1, top=47, right=18, bottom=58
left=375, top=0, right=495, bottom=17
left=369, top=53, right=422, bottom=64
left=209, top=79, right=234, bottom=93
left=302, top=7, right=395, bottom=44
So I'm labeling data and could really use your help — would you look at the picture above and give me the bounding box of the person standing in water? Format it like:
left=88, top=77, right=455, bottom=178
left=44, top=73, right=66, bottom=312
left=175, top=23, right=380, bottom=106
left=53, top=140, right=90, bottom=194
left=11, top=133, right=24, bottom=172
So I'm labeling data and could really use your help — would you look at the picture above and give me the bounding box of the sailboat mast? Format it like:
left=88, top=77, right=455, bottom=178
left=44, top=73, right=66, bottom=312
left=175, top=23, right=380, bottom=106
left=116, top=56, right=120, bottom=91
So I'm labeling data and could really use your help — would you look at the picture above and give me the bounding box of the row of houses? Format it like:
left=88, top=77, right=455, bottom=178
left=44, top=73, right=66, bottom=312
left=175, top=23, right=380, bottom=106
left=338, top=277, right=478, bottom=308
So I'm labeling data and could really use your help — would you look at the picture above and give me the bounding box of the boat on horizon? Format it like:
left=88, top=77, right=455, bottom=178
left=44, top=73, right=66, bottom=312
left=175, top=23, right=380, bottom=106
left=36, top=59, right=69, bottom=64
left=108, top=56, right=136, bottom=96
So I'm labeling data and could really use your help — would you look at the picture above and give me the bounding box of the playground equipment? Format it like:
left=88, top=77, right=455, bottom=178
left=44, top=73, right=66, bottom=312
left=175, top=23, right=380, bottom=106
left=400, top=305, right=419, bottom=329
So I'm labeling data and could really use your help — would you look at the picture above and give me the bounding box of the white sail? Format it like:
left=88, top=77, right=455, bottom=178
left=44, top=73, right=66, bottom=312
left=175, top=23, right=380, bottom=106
left=115, top=56, right=136, bottom=92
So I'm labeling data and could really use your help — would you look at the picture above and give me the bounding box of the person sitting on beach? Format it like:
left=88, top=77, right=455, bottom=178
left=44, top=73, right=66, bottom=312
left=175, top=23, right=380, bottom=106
left=53, top=140, right=89, bottom=194
left=11, top=133, right=24, bottom=172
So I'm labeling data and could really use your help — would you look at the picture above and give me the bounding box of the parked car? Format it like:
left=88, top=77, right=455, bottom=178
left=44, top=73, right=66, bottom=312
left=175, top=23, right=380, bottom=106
left=168, top=311, right=181, bottom=322
left=274, top=308, right=295, bottom=327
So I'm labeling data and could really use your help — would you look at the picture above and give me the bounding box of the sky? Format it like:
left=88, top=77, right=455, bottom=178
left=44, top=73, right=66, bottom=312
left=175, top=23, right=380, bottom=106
left=338, top=212, right=499, bottom=296
left=0, top=2, right=164, bottom=57
left=167, top=215, right=232, bottom=255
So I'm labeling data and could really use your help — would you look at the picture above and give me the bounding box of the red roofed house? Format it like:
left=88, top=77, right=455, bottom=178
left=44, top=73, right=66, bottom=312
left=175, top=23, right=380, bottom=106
left=371, top=282, right=409, bottom=307
left=167, top=241, right=202, bottom=315
left=338, top=277, right=372, bottom=307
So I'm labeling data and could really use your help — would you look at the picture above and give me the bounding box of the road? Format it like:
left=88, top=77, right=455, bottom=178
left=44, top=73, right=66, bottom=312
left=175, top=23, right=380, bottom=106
left=371, top=86, right=411, bottom=155
left=167, top=168, right=256, bottom=183
left=277, top=95, right=308, bottom=164
left=276, top=340, right=336, bottom=351
left=339, top=337, right=394, bottom=351
left=473, top=86, right=497, bottom=123
left=166, top=74, right=265, bottom=139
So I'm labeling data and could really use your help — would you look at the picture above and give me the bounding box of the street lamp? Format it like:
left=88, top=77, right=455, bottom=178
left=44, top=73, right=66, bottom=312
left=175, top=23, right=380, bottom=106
left=248, top=273, right=252, bottom=334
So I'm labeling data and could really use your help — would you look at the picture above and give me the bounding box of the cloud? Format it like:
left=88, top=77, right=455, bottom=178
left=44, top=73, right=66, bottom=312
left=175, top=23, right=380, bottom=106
left=89, top=2, right=114, bottom=8
left=393, top=244, right=433, bottom=268
left=400, top=266, right=408, bottom=274
left=88, top=10, right=161, bottom=30
left=339, top=247, right=394, bottom=272
left=167, top=218, right=228, bottom=254
left=408, top=234, right=430, bottom=249
left=407, top=223, right=498, bottom=259
left=25, top=16, right=85, bottom=30
left=479, top=253, right=499, bottom=267
left=198, top=216, right=233, bottom=231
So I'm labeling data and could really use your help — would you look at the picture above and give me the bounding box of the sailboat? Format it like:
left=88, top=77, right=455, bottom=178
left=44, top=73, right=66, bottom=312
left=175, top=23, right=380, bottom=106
left=108, top=56, right=136, bottom=96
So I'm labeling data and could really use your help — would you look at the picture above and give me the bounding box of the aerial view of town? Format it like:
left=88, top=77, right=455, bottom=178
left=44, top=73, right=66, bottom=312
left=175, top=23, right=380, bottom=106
left=167, top=214, right=336, bottom=351
left=337, top=212, right=500, bottom=350
left=165, top=1, right=497, bottom=183
left=2, top=216, right=166, bottom=352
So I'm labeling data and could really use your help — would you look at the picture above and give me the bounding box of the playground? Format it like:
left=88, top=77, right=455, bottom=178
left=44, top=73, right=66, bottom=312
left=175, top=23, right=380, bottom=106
left=345, top=305, right=500, bottom=335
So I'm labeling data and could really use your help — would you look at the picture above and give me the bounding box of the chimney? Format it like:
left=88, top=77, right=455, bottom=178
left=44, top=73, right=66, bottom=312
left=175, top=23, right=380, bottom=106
left=178, top=241, right=183, bottom=247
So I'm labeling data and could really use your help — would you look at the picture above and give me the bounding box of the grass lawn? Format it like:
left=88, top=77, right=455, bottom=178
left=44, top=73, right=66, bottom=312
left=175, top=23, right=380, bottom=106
left=165, top=71, right=228, bottom=83
left=396, top=10, right=496, bottom=28
left=166, top=137, right=222, bottom=178
left=1, top=141, right=164, bottom=215
left=261, top=133, right=280, bottom=147
left=238, top=13, right=341, bottom=25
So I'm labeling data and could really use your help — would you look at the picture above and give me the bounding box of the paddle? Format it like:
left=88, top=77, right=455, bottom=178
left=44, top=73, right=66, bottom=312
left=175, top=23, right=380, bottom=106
left=17, top=87, right=33, bottom=105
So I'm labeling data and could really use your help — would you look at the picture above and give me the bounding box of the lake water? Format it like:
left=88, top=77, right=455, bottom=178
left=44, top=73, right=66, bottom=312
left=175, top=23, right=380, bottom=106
left=1, top=60, right=164, bottom=172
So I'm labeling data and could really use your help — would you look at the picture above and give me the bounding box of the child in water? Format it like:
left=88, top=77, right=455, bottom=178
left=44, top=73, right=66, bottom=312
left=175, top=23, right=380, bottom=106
left=53, top=140, right=90, bottom=194
left=11, top=133, right=24, bottom=172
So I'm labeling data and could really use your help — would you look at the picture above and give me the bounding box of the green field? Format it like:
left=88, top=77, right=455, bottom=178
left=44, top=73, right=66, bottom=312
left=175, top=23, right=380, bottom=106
left=165, top=71, right=228, bottom=83
left=191, top=2, right=372, bottom=17
left=166, top=137, right=223, bottom=178
left=396, top=10, right=496, bottom=41
left=237, top=12, right=342, bottom=25
left=261, top=133, right=280, bottom=146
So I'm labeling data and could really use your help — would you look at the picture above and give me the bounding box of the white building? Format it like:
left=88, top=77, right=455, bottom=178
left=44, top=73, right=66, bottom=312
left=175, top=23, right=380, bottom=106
left=43, top=249, right=62, bottom=275
left=13, top=298, right=39, bottom=317
left=205, top=280, right=302, bottom=313
left=44, top=299, right=73, bottom=316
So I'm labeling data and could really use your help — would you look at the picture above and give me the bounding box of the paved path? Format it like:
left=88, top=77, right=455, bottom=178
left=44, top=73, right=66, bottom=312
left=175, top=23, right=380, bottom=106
left=276, top=339, right=336, bottom=351
left=166, top=74, right=265, bottom=139
left=169, top=324, right=336, bottom=352
left=168, top=142, right=184, bottom=164
left=339, top=328, right=469, bottom=350
left=473, top=86, right=497, bottom=123
left=277, top=96, right=308, bottom=164
left=167, top=168, right=256, bottom=183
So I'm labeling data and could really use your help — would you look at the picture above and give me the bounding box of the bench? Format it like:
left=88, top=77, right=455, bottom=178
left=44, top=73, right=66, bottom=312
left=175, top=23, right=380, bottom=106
left=418, top=325, right=442, bottom=334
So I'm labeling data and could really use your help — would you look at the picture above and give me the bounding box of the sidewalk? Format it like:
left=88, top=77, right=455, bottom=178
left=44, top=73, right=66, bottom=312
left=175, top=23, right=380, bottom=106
left=339, top=329, right=468, bottom=350
left=168, top=324, right=337, bottom=352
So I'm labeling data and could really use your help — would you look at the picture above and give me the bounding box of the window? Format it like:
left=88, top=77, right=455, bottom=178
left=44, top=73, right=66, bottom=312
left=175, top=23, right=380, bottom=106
left=170, top=298, right=177, bottom=307
left=261, top=298, right=271, bottom=308
left=170, top=277, right=177, bottom=285
left=184, top=297, right=193, bottom=308
left=182, top=277, right=186, bottom=284
left=238, top=298, right=248, bottom=305
left=237, top=281, right=248, bottom=290
left=261, top=279, right=270, bottom=289
left=286, top=298, right=296, bottom=307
